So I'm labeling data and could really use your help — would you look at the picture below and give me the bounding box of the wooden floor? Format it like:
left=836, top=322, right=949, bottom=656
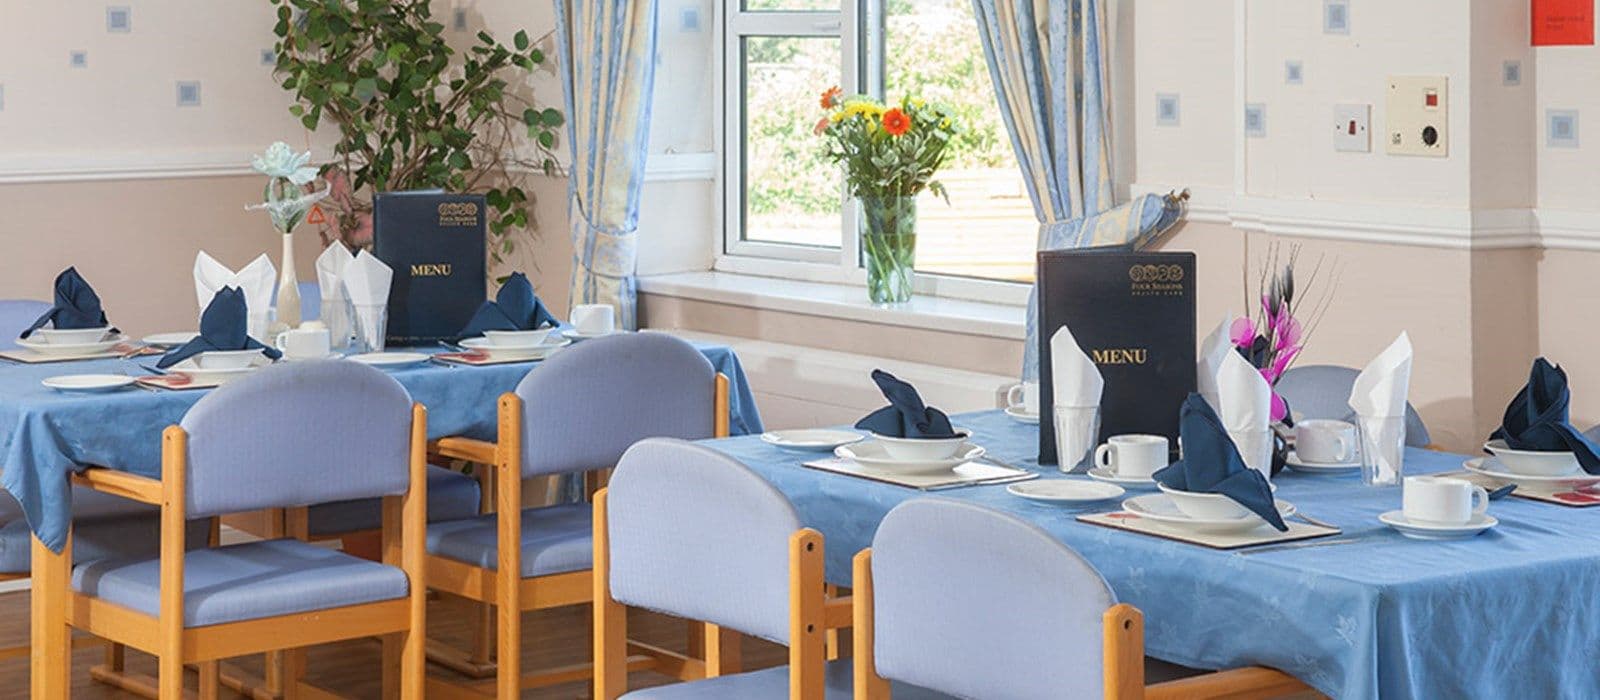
left=0, top=590, right=789, bottom=699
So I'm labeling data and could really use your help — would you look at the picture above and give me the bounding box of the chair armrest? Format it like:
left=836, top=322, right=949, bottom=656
left=1145, top=666, right=1310, bottom=700
left=430, top=436, right=497, bottom=464
left=823, top=595, right=852, bottom=630
left=70, top=467, right=162, bottom=505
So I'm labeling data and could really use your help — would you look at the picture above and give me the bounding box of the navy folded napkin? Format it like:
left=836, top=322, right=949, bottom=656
left=1489, top=357, right=1600, bottom=474
left=458, top=272, right=559, bottom=337
left=854, top=369, right=960, bottom=439
left=1153, top=394, right=1287, bottom=532
left=157, top=287, right=280, bottom=369
left=21, top=267, right=114, bottom=339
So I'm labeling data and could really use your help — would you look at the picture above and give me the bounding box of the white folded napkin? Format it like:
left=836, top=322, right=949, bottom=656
left=193, top=251, right=275, bottom=316
left=1215, top=349, right=1271, bottom=433
left=1349, top=332, right=1413, bottom=418
left=315, top=243, right=354, bottom=304
left=341, top=251, right=392, bottom=349
left=1050, top=324, right=1103, bottom=408
left=1196, top=314, right=1234, bottom=414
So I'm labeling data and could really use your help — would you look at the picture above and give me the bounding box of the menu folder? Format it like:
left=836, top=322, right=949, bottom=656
left=371, top=190, right=488, bottom=346
left=1037, top=249, right=1197, bottom=465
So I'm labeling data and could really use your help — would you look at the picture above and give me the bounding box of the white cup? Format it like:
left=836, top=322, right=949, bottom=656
left=275, top=326, right=331, bottom=360
left=572, top=304, right=616, bottom=336
left=1094, top=434, right=1170, bottom=478
left=1296, top=419, right=1358, bottom=464
left=1403, top=476, right=1488, bottom=526
left=1005, top=382, right=1040, bottom=415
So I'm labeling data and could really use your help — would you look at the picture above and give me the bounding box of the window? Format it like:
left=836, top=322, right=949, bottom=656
left=721, top=0, right=1037, bottom=300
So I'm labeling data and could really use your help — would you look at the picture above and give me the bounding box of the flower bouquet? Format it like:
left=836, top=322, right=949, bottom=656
left=816, top=88, right=959, bottom=304
left=246, top=142, right=330, bottom=329
left=1230, top=244, right=1336, bottom=423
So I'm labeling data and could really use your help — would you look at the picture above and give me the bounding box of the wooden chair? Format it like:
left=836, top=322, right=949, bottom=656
left=594, top=438, right=854, bottom=699
left=425, top=332, right=731, bottom=698
left=48, top=360, right=428, bottom=698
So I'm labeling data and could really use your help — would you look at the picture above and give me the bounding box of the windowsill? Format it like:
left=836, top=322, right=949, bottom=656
left=637, top=271, right=1027, bottom=341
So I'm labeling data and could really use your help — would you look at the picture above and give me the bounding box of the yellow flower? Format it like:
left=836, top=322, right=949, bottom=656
left=940, top=118, right=950, bottom=128
left=829, top=111, right=846, bottom=123
left=909, top=97, right=926, bottom=109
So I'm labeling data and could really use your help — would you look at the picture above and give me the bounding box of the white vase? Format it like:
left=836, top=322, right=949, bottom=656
left=276, top=232, right=301, bottom=329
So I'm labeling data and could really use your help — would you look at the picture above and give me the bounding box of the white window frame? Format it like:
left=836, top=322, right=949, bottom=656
left=716, top=0, right=1032, bottom=307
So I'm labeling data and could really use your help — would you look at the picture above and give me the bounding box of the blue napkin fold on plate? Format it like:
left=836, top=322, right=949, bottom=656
left=853, top=369, right=960, bottom=439
left=458, top=272, right=559, bottom=337
left=157, top=287, right=281, bottom=369
left=1153, top=394, right=1287, bottom=532
left=1490, top=357, right=1600, bottom=474
left=21, top=267, right=115, bottom=339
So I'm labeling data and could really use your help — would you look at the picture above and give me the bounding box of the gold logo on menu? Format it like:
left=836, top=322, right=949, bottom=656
left=1091, top=347, right=1149, bottom=365
left=410, top=263, right=453, bottom=277
left=1128, top=264, right=1185, bottom=297
left=437, top=202, right=480, bottom=227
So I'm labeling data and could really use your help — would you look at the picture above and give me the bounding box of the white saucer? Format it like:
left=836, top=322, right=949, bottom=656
left=761, top=429, right=863, bottom=452
left=15, top=334, right=129, bottom=356
left=1283, top=449, right=1361, bottom=474
left=1004, top=406, right=1039, bottom=424
left=41, top=374, right=137, bottom=393
left=563, top=328, right=624, bottom=341
left=1087, top=466, right=1159, bottom=489
left=1463, top=457, right=1600, bottom=491
left=1122, top=494, right=1297, bottom=534
left=1008, top=479, right=1123, bottom=503
left=1379, top=510, right=1497, bottom=540
left=141, top=332, right=198, bottom=347
left=347, top=352, right=430, bottom=369
left=460, top=337, right=571, bottom=360
left=279, top=352, right=341, bottom=362
left=835, top=440, right=986, bottom=474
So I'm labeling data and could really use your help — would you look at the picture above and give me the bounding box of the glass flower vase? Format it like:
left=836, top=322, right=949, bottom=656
left=859, top=195, right=917, bottom=305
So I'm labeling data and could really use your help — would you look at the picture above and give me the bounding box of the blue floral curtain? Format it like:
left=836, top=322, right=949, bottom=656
left=972, top=0, right=1181, bottom=381
left=554, top=0, right=660, bottom=330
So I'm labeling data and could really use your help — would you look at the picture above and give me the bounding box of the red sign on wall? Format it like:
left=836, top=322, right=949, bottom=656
left=1533, top=0, right=1595, bottom=46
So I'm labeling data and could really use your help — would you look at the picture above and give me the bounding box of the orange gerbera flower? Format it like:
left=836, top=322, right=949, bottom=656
left=881, top=108, right=911, bottom=136
left=820, top=86, right=843, bottom=110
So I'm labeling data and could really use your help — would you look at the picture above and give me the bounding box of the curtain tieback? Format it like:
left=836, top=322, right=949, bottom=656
left=572, top=207, right=639, bottom=280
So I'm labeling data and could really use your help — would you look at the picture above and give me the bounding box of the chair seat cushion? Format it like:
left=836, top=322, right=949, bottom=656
left=425, top=502, right=592, bottom=578
left=620, top=660, right=951, bottom=699
left=72, top=538, right=409, bottom=627
left=0, top=486, right=209, bottom=575
left=308, top=465, right=481, bottom=536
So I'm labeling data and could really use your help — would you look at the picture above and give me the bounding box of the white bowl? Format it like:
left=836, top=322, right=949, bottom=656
left=1483, top=439, right=1581, bottom=477
left=32, top=327, right=112, bottom=344
left=1158, top=484, right=1254, bottom=521
left=194, top=349, right=265, bottom=370
left=870, top=430, right=972, bottom=462
left=483, top=329, right=554, bottom=347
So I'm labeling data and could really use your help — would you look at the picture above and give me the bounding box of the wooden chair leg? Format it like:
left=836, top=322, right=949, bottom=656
left=104, top=641, right=126, bottom=672
left=824, top=584, right=841, bottom=661
left=199, top=662, right=220, bottom=700
left=382, top=633, right=401, bottom=699
left=705, top=623, right=742, bottom=677
left=31, top=533, right=72, bottom=700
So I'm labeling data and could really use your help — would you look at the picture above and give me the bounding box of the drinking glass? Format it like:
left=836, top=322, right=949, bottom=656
left=1053, top=405, right=1101, bottom=473
left=350, top=303, right=388, bottom=354
left=321, top=299, right=354, bottom=351
left=1358, top=415, right=1407, bottom=486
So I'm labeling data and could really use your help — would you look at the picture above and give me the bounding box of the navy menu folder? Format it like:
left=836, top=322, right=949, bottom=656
left=371, top=190, right=487, bottom=345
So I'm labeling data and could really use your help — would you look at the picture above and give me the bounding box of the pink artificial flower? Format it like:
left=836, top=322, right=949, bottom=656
left=1273, top=313, right=1303, bottom=351
left=1230, top=317, right=1256, bottom=348
left=1270, top=391, right=1289, bottom=423
left=1270, top=345, right=1301, bottom=379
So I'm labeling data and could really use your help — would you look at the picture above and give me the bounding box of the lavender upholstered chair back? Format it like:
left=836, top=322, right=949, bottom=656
left=0, top=300, right=50, bottom=350
left=871, top=499, right=1115, bottom=700
left=606, top=438, right=801, bottom=645
left=179, top=360, right=413, bottom=519
left=514, top=332, right=715, bottom=477
left=1276, top=364, right=1431, bottom=446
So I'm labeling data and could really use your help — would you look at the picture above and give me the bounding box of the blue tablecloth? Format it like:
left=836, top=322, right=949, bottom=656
left=0, top=339, right=762, bottom=553
left=706, top=409, right=1600, bottom=700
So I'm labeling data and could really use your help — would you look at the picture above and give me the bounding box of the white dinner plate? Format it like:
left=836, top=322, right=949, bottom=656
left=40, top=374, right=137, bottom=393
left=347, top=352, right=431, bottom=370
left=1379, top=510, right=1497, bottom=541
left=141, top=332, right=198, bottom=347
left=761, top=429, right=863, bottom=452
left=459, top=337, right=571, bottom=361
left=1004, top=406, right=1039, bottom=424
left=1087, top=466, right=1159, bottom=489
left=1462, top=457, right=1600, bottom=491
left=835, top=440, right=986, bottom=474
left=1122, top=494, right=1297, bottom=535
left=14, top=334, right=129, bottom=356
left=1283, top=449, right=1361, bottom=474
left=1008, top=479, right=1123, bottom=503
left=164, top=356, right=270, bottom=385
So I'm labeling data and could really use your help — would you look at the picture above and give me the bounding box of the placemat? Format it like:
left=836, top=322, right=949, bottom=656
left=134, top=375, right=228, bottom=391
left=1443, top=470, right=1600, bottom=508
left=431, top=351, right=544, bottom=367
left=1077, top=511, right=1341, bottom=550
left=0, top=344, right=159, bottom=364
left=803, top=457, right=1038, bottom=491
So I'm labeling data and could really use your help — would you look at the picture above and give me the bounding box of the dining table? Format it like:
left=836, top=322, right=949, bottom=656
left=0, top=334, right=763, bottom=554
left=706, top=409, right=1600, bottom=700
